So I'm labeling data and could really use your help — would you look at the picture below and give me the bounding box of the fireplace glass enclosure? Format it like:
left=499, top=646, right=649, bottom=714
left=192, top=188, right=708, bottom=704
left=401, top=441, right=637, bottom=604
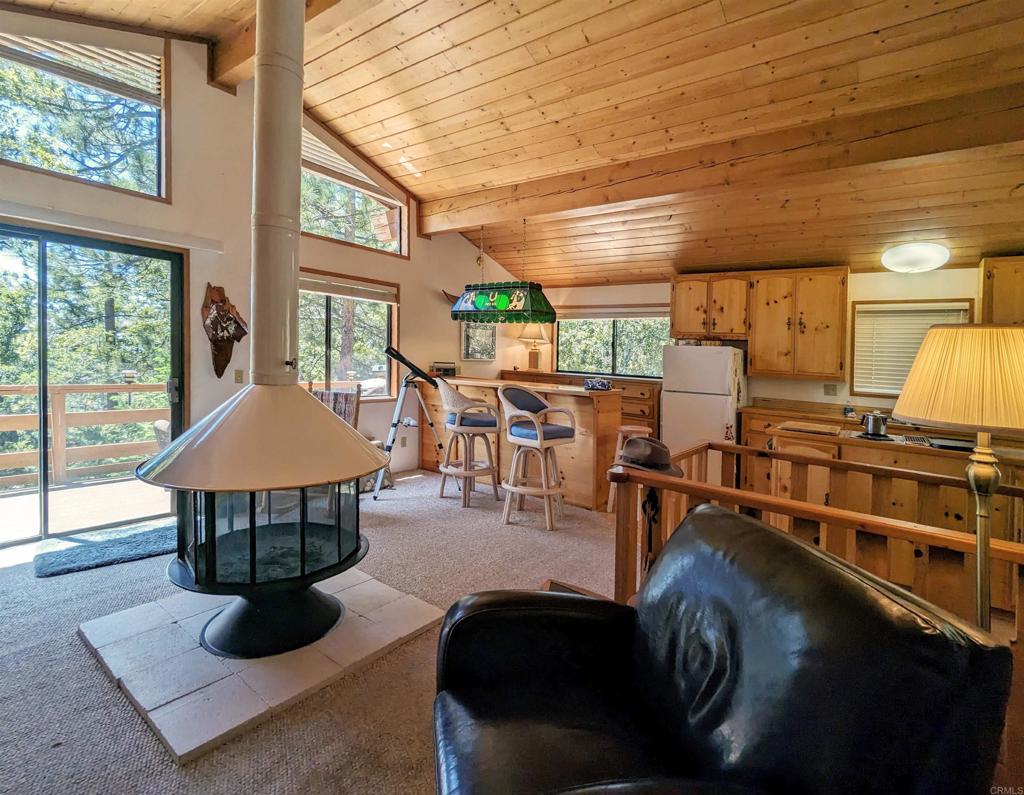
left=178, top=481, right=359, bottom=589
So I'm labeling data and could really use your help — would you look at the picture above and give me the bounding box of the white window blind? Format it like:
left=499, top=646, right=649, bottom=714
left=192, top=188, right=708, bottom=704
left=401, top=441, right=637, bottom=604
left=299, top=272, right=398, bottom=305
left=0, top=33, right=161, bottom=106
left=853, top=301, right=971, bottom=396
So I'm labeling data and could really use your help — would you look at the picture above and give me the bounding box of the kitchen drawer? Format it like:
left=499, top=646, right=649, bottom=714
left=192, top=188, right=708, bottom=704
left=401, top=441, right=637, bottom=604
left=620, top=383, right=655, bottom=400
left=623, top=400, right=654, bottom=419
left=743, top=415, right=777, bottom=435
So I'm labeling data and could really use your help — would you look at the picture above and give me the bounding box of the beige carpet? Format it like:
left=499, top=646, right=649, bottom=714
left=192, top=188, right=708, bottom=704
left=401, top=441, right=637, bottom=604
left=0, top=471, right=615, bottom=795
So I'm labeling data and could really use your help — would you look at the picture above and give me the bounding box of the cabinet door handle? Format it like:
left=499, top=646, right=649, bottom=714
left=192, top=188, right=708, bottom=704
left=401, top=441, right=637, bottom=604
left=701, top=316, right=707, bottom=329
left=711, top=317, right=717, bottom=331
left=798, top=317, right=806, bottom=333
left=786, top=317, right=792, bottom=330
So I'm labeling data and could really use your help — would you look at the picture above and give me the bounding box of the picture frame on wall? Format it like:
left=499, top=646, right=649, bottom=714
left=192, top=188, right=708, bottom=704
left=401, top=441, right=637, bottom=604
left=461, top=322, right=496, bottom=361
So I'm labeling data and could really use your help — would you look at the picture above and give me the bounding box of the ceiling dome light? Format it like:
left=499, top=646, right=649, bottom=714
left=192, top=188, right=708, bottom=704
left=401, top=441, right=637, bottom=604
left=880, top=242, right=950, bottom=273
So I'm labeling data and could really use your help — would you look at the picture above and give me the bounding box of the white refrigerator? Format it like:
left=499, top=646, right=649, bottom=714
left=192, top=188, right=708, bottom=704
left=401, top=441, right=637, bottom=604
left=661, top=345, right=747, bottom=483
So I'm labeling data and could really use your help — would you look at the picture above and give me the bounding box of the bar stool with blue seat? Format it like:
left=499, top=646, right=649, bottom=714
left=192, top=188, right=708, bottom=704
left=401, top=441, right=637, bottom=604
left=437, top=378, right=501, bottom=507
left=498, top=385, right=576, bottom=531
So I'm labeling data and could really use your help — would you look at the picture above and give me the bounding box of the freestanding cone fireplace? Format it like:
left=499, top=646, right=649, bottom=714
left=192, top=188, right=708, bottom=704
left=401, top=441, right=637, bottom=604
left=136, top=0, right=388, bottom=658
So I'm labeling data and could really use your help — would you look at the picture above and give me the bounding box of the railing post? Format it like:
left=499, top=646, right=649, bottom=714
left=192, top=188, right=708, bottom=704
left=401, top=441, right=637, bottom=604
left=49, top=390, right=68, bottom=485
left=614, top=478, right=640, bottom=604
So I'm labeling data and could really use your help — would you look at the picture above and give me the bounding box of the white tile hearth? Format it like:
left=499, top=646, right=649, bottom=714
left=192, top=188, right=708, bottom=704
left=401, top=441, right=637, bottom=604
left=79, top=569, right=443, bottom=763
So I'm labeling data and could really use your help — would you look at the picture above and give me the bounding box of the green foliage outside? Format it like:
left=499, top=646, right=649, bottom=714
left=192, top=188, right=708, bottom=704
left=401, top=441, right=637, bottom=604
left=298, top=291, right=391, bottom=396
left=0, top=56, right=159, bottom=195
left=556, top=318, right=670, bottom=377
left=0, top=236, right=172, bottom=485
left=300, top=170, right=400, bottom=253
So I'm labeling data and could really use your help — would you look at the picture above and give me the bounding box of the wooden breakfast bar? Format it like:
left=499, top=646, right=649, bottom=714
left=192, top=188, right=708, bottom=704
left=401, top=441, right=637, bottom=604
left=419, top=376, right=622, bottom=511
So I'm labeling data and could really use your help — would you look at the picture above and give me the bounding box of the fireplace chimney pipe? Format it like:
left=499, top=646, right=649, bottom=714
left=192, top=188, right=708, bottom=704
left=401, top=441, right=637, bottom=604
left=249, top=0, right=304, bottom=386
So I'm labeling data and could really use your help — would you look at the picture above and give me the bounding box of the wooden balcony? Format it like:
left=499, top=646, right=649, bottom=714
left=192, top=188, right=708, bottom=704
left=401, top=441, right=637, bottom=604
left=0, top=383, right=169, bottom=488
left=0, top=383, right=173, bottom=543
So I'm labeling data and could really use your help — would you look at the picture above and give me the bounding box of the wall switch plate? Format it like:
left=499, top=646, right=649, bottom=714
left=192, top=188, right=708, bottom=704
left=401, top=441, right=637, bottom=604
left=400, top=437, right=407, bottom=448
left=234, top=369, right=244, bottom=384
left=823, top=383, right=838, bottom=396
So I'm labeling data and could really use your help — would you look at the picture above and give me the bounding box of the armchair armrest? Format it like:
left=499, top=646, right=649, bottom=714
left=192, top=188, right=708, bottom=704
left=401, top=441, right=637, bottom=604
left=436, top=590, right=635, bottom=693
left=453, top=404, right=497, bottom=424
left=540, top=406, right=576, bottom=428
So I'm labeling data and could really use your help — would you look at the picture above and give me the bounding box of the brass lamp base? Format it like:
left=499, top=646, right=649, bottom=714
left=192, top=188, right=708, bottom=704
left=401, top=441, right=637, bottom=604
left=967, top=431, right=1001, bottom=631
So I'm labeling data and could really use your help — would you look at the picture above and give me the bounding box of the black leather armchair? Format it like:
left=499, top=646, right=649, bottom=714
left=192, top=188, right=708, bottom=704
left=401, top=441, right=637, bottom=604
left=434, top=505, right=1012, bottom=795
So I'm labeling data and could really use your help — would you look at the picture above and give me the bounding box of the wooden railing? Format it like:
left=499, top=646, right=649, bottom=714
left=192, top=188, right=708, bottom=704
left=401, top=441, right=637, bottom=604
left=0, top=383, right=169, bottom=487
left=610, top=441, right=1024, bottom=635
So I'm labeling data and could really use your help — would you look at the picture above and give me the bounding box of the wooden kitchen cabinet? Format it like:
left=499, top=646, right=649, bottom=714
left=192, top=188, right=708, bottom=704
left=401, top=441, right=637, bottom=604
left=670, top=277, right=710, bottom=337
left=671, top=274, right=748, bottom=339
left=980, top=256, right=1024, bottom=325
left=708, top=275, right=748, bottom=337
left=748, top=273, right=795, bottom=374
left=794, top=270, right=846, bottom=377
left=749, top=266, right=847, bottom=379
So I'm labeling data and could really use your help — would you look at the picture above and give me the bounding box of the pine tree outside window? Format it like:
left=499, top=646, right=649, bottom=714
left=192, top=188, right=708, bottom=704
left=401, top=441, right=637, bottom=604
left=0, top=34, right=164, bottom=197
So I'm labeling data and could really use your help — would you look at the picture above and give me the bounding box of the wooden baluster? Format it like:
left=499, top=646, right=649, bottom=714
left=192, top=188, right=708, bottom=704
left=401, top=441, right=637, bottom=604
left=719, top=451, right=738, bottom=511
left=614, top=481, right=640, bottom=604
left=823, top=469, right=851, bottom=558
left=49, top=390, right=68, bottom=485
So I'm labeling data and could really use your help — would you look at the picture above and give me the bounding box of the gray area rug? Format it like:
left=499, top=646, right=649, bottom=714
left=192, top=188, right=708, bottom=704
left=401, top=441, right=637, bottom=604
left=0, top=470, right=613, bottom=795
left=33, top=520, right=176, bottom=578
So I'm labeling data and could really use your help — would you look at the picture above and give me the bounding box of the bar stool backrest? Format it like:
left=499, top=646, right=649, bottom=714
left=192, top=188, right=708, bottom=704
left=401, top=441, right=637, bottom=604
left=498, top=385, right=549, bottom=422
left=437, top=378, right=482, bottom=413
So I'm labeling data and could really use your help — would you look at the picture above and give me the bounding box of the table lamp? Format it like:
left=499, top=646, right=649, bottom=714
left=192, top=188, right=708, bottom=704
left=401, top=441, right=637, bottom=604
left=518, top=323, right=550, bottom=370
left=892, top=324, right=1024, bottom=630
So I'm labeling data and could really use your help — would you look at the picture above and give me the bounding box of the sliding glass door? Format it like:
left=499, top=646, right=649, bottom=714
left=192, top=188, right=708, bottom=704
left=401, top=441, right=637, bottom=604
left=0, top=224, right=184, bottom=546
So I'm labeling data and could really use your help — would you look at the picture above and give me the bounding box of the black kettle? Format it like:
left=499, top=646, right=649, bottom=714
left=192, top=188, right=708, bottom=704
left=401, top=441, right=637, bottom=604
left=860, top=411, right=890, bottom=436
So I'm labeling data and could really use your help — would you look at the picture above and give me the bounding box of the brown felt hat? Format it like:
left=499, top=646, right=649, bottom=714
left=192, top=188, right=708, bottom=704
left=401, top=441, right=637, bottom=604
left=616, top=436, right=683, bottom=478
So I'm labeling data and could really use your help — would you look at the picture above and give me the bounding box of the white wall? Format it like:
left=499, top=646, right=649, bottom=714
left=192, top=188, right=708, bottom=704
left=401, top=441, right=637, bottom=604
left=0, top=35, right=518, bottom=473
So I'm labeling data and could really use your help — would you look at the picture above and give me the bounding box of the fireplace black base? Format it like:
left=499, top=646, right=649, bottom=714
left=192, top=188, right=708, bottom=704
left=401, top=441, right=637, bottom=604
left=200, top=586, right=344, bottom=659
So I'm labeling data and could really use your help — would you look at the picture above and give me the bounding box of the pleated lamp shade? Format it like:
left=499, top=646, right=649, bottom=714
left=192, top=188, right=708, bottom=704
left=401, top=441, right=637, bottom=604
left=892, top=325, right=1024, bottom=434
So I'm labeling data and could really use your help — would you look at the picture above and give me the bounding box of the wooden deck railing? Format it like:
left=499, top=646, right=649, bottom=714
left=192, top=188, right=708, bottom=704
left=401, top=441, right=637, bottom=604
left=0, top=383, right=169, bottom=487
left=609, top=441, right=1024, bottom=635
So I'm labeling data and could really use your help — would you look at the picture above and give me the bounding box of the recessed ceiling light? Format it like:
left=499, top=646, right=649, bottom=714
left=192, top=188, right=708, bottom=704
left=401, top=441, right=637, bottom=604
left=880, top=242, right=950, bottom=273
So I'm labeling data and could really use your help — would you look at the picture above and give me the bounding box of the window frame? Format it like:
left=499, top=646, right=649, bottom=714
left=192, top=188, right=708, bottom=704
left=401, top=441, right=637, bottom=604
left=298, top=124, right=409, bottom=258
left=554, top=316, right=670, bottom=380
left=848, top=297, right=975, bottom=398
left=297, top=268, right=400, bottom=402
left=0, top=38, right=171, bottom=203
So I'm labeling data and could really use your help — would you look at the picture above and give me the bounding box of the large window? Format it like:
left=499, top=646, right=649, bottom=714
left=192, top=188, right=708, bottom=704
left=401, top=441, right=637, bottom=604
left=556, top=317, right=671, bottom=378
left=300, top=128, right=404, bottom=254
left=297, top=272, right=397, bottom=397
left=0, top=35, right=164, bottom=196
left=851, top=300, right=972, bottom=397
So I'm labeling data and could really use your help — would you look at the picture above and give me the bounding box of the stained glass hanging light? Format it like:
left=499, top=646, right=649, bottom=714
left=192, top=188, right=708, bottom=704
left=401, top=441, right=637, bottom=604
left=450, top=221, right=557, bottom=324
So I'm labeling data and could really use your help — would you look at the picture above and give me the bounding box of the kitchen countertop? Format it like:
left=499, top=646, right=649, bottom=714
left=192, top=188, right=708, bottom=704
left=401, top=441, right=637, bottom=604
left=769, top=426, right=1024, bottom=465
left=444, top=375, right=622, bottom=397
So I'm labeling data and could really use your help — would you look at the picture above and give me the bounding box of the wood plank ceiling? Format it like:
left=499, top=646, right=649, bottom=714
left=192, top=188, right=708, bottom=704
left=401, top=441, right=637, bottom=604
left=6, top=0, right=1024, bottom=286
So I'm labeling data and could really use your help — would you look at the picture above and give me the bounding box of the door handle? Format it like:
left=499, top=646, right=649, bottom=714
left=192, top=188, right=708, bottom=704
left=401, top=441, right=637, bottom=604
left=166, top=378, right=180, bottom=404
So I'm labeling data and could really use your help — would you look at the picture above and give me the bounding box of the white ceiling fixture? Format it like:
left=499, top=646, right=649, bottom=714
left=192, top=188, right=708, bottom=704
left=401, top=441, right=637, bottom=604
left=880, top=242, right=950, bottom=273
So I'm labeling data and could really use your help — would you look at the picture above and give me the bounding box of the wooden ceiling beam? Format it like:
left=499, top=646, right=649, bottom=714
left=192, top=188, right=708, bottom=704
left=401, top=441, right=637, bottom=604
left=211, top=0, right=394, bottom=88
left=418, top=84, right=1024, bottom=234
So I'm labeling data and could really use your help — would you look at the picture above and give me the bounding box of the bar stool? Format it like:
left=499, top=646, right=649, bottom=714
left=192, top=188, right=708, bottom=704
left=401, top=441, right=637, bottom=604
left=437, top=379, right=501, bottom=507
left=498, top=385, right=576, bottom=531
left=607, top=424, right=653, bottom=512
